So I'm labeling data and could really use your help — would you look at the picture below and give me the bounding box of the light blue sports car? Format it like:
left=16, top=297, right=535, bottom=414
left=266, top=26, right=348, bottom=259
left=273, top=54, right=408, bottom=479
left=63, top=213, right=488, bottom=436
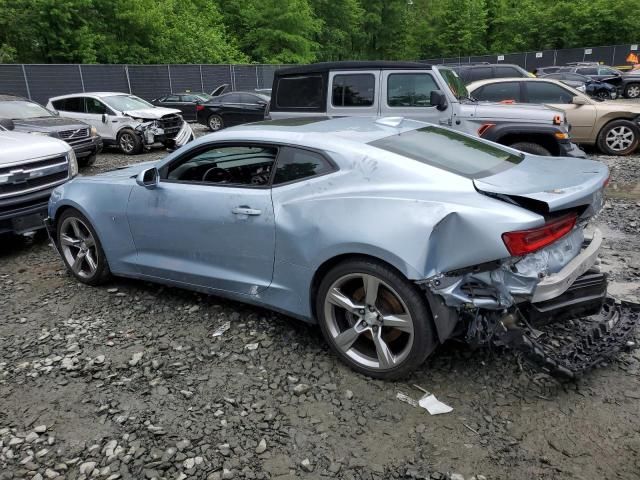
left=46, top=116, right=631, bottom=379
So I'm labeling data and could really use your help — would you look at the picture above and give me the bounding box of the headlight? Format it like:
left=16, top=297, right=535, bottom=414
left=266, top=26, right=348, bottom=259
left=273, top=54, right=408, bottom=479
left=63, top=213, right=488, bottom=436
left=90, top=126, right=98, bottom=137
left=577, top=85, right=586, bottom=92
left=29, top=131, right=50, bottom=136
left=68, top=150, right=78, bottom=177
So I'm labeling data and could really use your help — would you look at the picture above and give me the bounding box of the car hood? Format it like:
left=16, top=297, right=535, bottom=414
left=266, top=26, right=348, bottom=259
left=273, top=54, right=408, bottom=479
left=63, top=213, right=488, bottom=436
left=13, top=116, right=90, bottom=133
left=553, top=99, right=640, bottom=114
left=474, top=155, right=608, bottom=213
left=0, top=131, right=70, bottom=164
left=469, top=102, right=563, bottom=121
left=123, top=107, right=182, bottom=119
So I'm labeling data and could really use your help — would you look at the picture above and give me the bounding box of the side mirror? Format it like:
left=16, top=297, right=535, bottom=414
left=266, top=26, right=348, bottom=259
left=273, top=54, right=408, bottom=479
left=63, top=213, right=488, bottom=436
left=136, top=167, right=159, bottom=189
left=430, top=90, right=448, bottom=111
left=0, top=118, right=15, bottom=131
left=572, top=95, right=589, bottom=105
left=101, top=113, right=107, bottom=123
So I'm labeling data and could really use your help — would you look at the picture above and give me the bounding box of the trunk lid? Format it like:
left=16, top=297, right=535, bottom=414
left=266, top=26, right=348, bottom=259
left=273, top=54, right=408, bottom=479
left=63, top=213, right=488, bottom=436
left=474, top=155, right=608, bottom=214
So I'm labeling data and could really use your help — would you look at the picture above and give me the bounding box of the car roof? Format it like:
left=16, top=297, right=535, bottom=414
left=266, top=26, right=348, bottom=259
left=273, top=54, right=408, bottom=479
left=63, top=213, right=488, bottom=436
left=49, top=92, right=130, bottom=100
left=276, top=61, right=431, bottom=76
left=467, top=77, right=570, bottom=89
left=198, top=116, right=430, bottom=148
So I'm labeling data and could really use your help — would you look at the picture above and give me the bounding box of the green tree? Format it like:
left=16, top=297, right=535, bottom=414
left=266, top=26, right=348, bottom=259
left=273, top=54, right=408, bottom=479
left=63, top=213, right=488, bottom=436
left=310, top=0, right=365, bottom=61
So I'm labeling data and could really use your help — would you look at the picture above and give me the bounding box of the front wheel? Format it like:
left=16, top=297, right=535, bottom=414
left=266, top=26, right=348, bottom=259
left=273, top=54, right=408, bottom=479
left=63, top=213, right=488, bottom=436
left=315, top=258, right=438, bottom=379
left=57, top=209, right=111, bottom=285
left=117, top=129, right=143, bottom=155
left=508, top=141, right=551, bottom=156
left=624, top=83, right=640, bottom=99
left=597, top=119, right=639, bottom=155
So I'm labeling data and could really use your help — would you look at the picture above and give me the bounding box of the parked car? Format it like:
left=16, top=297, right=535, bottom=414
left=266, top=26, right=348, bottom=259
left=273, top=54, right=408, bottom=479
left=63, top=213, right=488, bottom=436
left=151, top=85, right=229, bottom=121
left=269, top=61, right=584, bottom=157
left=446, top=63, right=532, bottom=84
left=196, top=91, right=270, bottom=131
left=621, top=71, right=640, bottom=99
left=533, top=66, right=565, bottom=76
left=0, top=94, right=102, bottom=166
left=0, top=118, right=77, bottom=235
left=539, top=72, right=618, bottom=99
left=559, top=64, right=624, bottom=89
left=467, top=77, right=640, bottom=155
left=47, top=92, right=194, bottom=155
left=45, top=116, right=635, bottom=379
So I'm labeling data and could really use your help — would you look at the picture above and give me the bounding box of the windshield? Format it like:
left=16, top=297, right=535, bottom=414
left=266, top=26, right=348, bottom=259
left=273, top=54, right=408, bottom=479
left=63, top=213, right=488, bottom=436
left=369, top=126, right=522, bottom=179
left=102, top=95, right=153, bottom=112
left=0, top=100, right=53, bottom=119
left=437, top=67, right=471, bottom=100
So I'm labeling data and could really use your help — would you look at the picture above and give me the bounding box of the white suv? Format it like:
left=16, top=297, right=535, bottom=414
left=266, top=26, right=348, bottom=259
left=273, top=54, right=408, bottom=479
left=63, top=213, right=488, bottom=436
left=47, top=92, right=194, bottom=155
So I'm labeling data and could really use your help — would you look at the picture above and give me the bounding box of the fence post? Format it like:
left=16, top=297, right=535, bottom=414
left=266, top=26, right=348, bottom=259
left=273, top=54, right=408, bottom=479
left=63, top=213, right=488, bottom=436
left=230, top=65, right=235, bottom=91
left=553, top=50, right=557, bottom=66
left=199, top=64, right=204, bottom=92
left=256, top=65, right=259, bottom=89
left=612, top=45, right=616, bottom=66
left=78, top=65, right=85, bottom=92
left=125, top=65, right=132, bottom=94
left=21, top=64, right=31, bottom=100
left=167, top=65, right=173, bottom=93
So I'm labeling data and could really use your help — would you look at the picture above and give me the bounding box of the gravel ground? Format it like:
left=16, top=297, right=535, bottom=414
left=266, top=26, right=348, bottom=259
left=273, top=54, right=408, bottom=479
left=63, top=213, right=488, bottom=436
left=1, top=124, right=639, bottom=480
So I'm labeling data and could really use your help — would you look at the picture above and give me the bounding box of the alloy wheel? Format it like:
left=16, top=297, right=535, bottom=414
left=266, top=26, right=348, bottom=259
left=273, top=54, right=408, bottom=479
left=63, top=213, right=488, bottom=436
left=209, top=116, right=222, bottom=131
left=59, top=217, right=99, bottom=280
left=323, top=273, right=414, bottom=370
left=119, top=133, right=135, bottom=153
left=605, top=126, right=635, bottom=152
left=627, top=85, right=640, bottom=98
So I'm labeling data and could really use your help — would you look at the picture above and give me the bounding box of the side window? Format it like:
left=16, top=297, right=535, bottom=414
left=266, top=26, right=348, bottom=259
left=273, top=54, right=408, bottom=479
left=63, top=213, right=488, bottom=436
left=577, top=67, right=598, bottom=75
left=469, top=67, right=493, bottom=82
left=276, top=75, right=324, bottom=110
left=527, top=82, right=574, bottom=104
left=182, top=95, right=197, bottom=102
left=332, top=74, right=375, bottom=107
left=273, top=147, right=334, bottom=185
left=55, top=97, right=85, bottom=112
left=85, top=98, right=107, bottom=115
left=166, top=145, right=278, bottom=187
left=495, top=66, right=522, bottom=78
left=387, top=73, right=438, bottom=107
left=224, top=93, right=242, bottom=103
left=165, top=95, right=180, bottom=102
left=598, top=67, right=618, bottom=76
left=239, top=93, right=259, bottom=104
left=473, top=82, right=521, bottom=102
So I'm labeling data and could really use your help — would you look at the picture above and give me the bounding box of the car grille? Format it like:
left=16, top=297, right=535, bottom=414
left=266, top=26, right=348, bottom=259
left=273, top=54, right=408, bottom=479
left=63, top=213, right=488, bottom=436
left=58, top=128, right=89, bottom=140
left=158, top=114, right=182, bottom=138
left=0, top=154, right=69, bottom=198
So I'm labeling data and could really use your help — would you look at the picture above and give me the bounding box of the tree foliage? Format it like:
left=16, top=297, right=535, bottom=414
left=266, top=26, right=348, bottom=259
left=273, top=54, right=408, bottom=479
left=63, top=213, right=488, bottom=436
left=0, top=0, right=638, bottom=64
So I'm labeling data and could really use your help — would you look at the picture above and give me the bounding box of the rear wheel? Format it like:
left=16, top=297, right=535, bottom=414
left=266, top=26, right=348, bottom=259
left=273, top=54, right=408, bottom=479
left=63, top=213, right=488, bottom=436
left=315, top=258, right=437, bottom=379
left=508, top=141, right=551, bottom=156
left=117, top=129, right=143, bottom=155
left=597, top=119, right=639, bottom=156
left=57, top=209, right=111, bottom=286
left=624, top=83, right=640, bottom=99
left=208, top=114, right=224, bottom=132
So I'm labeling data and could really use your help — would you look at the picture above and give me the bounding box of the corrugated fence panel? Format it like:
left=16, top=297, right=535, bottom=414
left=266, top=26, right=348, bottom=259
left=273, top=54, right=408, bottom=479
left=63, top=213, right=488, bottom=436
left=584, top=46, right=615, bottom=65
left=24, top=64, right=83, bottom=104
left=168, top=65, right=203, bottom=93
left=81, top=65, right=129, bottom=93
left=500, top=53, right=526, bottom=68
left=555, top=47, right=586, bottom=66
left=127, top=65, right=170, bottom=100
left=201, top=65, right=232, bottom=94
left=0, top=64, right=29, bottom=98
left=525, top=50, right=556, bottom=72
left=233, top=65, right=258, bottom=91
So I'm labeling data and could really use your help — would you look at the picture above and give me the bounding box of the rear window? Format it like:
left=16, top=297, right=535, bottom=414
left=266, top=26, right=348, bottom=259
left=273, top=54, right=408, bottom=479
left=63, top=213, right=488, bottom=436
left=369, top=126, right=522, bottom=179
left=276, top=75, right=324, bottom=110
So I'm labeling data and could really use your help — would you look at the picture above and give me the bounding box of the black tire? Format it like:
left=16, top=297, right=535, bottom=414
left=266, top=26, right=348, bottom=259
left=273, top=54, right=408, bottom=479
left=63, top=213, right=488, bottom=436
left=596, top=119, right=640, bottom=156
left=624, top=83, right=640, bottom=99
left=117, top=128, right=143, bottom=155
left=56, top=208, right=111, bottom=286
left=78, top=154, right=97, bottom=167
left=315, top=258, right=438, bottom=380
left=595, top=89, right=612, bottom=100
left=508, top=141, right=551, bottom=156
left=208, top=114, right=224, bottom=132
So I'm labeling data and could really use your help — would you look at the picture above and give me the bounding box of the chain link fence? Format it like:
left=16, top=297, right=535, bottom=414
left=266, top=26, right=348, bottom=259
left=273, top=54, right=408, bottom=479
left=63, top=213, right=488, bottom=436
left=0, top=64, right=286, bottom=104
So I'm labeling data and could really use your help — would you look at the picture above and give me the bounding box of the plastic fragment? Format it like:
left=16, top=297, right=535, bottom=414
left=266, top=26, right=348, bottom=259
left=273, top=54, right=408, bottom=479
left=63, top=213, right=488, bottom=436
left=212, top=321, right=231, bottom=337
left=418, top=394, right=453, bottom=415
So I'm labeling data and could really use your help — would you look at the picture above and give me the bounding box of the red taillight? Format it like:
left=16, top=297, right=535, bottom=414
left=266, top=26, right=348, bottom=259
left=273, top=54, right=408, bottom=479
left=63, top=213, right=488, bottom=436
left=502, top=213, right=577, bottom=256
left=196, top=104, right=205, bottom=111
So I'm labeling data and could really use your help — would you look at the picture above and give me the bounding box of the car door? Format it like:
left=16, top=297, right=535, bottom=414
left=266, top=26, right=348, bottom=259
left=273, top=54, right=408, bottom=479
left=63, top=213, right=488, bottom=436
left=215, top=93, right=244, bottom=126
left=327, top=71, right=379, bottom=118
left=180, top=95, right=199, bottom=121
left=380, top=70, right=444, bottom=124
left=84, top=97, right=116, bottom=140
left=237, top=93, right=268, bottom=123
left=126, top=142, right=277, bottom=295
left=525, top=81, right=597, bottom=142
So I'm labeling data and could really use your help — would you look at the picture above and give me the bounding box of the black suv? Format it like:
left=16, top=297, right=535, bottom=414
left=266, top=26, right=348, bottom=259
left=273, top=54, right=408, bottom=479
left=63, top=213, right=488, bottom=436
left=446, top=63, right=530, bottom=85
left=0, top=94, right=102, bottom=166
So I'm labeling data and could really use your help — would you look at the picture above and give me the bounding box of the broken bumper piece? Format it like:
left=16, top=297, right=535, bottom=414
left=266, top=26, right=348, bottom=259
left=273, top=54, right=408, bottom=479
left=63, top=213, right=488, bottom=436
left=500, top=298, right=639, bottom=378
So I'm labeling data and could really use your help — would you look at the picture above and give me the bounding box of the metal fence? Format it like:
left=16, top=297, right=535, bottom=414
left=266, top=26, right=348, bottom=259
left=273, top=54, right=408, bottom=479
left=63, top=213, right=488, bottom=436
left=423, top=42, right=640, bottom=71
left=0, top=64, right=286, bottom=105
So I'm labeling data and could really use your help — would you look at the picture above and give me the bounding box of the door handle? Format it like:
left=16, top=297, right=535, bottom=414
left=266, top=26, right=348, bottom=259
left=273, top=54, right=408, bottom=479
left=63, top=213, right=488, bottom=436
left=232, top=206, right=262, bottom=216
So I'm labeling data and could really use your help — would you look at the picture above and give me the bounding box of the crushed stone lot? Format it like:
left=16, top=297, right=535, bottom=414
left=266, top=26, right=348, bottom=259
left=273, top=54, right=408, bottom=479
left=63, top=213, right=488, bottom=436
left=1, top=124, right=639, bottom=480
